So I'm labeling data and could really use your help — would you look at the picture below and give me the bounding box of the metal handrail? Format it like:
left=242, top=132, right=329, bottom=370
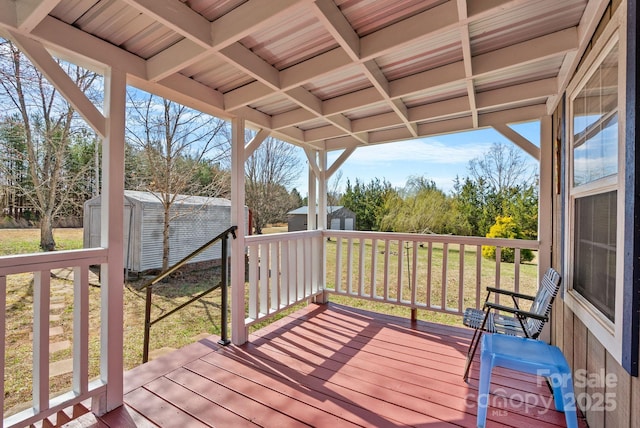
left=142, top=225, right=237, bottom=363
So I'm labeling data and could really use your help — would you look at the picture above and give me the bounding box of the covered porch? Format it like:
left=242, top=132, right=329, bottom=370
left=0, top=0, right=632, bottom=427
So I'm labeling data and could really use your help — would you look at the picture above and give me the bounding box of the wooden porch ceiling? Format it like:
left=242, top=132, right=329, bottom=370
left=91, top=303, right=586, bottom=427
left=0, top=0, right=609, bottom=152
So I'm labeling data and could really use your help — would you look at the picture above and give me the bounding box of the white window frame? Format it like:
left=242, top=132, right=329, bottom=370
left=564, top=9, right=626, bottom=364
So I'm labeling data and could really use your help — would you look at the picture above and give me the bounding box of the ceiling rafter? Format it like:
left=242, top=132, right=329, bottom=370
left=0, top=0, right=603, bottom=155
left=228, top=21, right=576, bottom=141
left=312, top=0, right=417, bottom=138
left=546, top=0, right=611, bottom=114
left=15, top=0, right=59, bottom=32
left=457, top=0, right=478, bottom=128
left=124, top=0, right=314, bottom=82
left=301, top=78, right=555, bottom=144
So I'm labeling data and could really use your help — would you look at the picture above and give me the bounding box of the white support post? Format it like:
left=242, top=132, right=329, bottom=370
left=316, top=151, right=329, bottom=303
left=318, top=151, right=328, bottom=230
left=231, top=117, right=248, bottom=345
left=307, top=154, right=317, bottom=231
left=539, top=115, right=553, bottom=342
left=95, top=67, right=126, bottom=414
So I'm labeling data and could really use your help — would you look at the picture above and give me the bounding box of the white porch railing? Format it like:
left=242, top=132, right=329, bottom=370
left=0, top=248, right=107, bottom=428
left=244, top=230, right=539, bottom=328
left=245, top=230, right=324, bottom=326
left=324, top=230, right=539, bottom=315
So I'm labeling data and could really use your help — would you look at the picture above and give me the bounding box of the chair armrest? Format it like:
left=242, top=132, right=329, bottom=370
left=484, top=302, right=548, bottom=321
left=485, top=287, right=536, bottom=300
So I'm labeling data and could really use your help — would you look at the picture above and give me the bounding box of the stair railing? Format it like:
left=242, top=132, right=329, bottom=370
left=141, top=225, right=237, bottom=363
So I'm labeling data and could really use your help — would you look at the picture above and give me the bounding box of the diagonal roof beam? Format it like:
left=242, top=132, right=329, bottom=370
left=493, top=124, right=540, bottom=160
left=19, top=15, right=228, bottom=120
left=8, top=31, right=106, bottom=138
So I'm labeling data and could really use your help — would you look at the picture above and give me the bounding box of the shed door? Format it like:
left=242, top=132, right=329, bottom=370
left=330, top=218, right=341, bottom=230
left=345, top=218, right=354, bottom=230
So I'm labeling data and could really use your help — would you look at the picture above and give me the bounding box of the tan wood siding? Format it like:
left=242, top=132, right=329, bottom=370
left=606, top=351, right=631, bottom=426
left=586, top=330, right=606, bottom=427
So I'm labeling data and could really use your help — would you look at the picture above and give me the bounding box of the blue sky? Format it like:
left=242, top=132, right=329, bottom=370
left=303, top=121, right=541, bottom=195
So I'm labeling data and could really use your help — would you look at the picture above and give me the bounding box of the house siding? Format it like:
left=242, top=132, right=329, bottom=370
left=550, top=1, right=638, bottom=425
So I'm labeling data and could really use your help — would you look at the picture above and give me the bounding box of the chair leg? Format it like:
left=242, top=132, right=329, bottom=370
left=463, top=329, right=483, bottom=381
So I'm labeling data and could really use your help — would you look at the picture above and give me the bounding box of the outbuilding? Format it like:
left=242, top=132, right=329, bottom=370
left=287, top=206, right=356, bottom=232
left=83, top=190, right=239, bottom=273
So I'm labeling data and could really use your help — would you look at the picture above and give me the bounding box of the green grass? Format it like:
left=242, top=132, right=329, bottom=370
left=0, top=228, right=83, bottom=254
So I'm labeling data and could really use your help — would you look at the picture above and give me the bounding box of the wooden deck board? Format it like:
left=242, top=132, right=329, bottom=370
left=97, top=303, right=587, bottom=428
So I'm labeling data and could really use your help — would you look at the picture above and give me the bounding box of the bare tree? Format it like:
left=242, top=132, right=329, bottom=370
left=468, top=142, right=535, bottom=194
left=245, top=136, right=303, bottom=234
left=126, top=92, right=229, bottom=270
left=0, top=39, right=100, bottom=250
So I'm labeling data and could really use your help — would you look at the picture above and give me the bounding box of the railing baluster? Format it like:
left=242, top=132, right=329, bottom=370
left=514, top=248, right=521, bottom=295
left=270, top=242, right=279, bottom=313
left=347, top=238, right=354, bottom=295
left=289, top=240, right=297, bottom=303
left=296, top=239, right=304, bottom=300
left=73, top=265, right=89, bottom=395
left=397, top=240, right=404, bottom=303
left=411, top=241, right=418, bottom=307
left=495, top=247, right=502, bottom=305
left=281, top=241, right=289, bottom=307
left=311, top=235, right=319, bottom=294
left=260, top=243, right=269, bottom=316
left=249, top=245, right=258, bottom=320
left=476, top=245, right=482, bottom=309
left=370, top=239, right=378, bottom=299
left=33, top=270, right=50, bottom=413
left=458, top=244, right=465, bottom=314
left=304, top=237, right=312, bottom=297
left=358, top=238, right=365, bottom=297
left=441, top=243, right=448, bottom=311
left=383, top=240, right=390, bottom=301
left=427, top=242, right=432, bottom=308
left=335, top=238, right=342, bottom=293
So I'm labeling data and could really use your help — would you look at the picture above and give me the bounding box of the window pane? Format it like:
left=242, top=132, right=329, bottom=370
left=572, top=44, right=618, bottom=186
left=573, top=191, right=616, bottom=322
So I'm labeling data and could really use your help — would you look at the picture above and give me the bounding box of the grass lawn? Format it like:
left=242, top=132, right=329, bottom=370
left=0, top=226, right=538, bottom=415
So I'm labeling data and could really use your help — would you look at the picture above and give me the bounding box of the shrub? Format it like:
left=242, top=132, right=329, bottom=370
left=482, top=216, right=534, bottom=263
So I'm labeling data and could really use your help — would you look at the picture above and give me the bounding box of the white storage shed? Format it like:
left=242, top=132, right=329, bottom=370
left=83, top=190, right=241, bottom=273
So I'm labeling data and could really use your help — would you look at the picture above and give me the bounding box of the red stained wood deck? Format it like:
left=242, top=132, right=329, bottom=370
left=97, top=303, right=586, bottom=428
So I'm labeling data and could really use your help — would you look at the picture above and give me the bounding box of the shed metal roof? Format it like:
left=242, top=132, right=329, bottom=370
left=0, top=0, right=608, bottom=152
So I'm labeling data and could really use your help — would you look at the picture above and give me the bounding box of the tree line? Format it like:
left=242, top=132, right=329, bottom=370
left=337, top=143, right=538, bottom=262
